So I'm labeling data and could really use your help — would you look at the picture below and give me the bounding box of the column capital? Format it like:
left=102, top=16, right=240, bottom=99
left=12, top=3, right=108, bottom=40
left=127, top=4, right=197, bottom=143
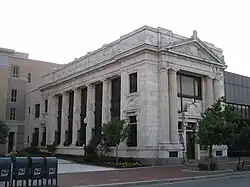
left=102, top=78, right=109, bottom=84
left=168, top=65, right=179, bottom=73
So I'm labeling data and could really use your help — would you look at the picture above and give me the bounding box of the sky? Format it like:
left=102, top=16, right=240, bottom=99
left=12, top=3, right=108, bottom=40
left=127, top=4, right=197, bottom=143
left=0, top=0, right=249, bottom=76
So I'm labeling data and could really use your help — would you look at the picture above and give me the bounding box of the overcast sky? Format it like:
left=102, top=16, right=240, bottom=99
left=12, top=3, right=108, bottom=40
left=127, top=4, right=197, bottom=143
left=0, top=0, right=249, bottom=76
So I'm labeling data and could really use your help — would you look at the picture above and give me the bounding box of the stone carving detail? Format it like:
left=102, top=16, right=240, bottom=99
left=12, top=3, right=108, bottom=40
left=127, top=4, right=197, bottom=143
left=171, top=44, right=214, bottom=61
left=183, top=98, right=202, bottom=117
left=125, top=94, right=139, bottom=111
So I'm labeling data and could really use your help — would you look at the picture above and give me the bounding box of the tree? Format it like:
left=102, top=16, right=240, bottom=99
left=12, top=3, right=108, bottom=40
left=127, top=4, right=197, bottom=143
left=197, top=98, right=237, bottom=168
left=102, top=119, right=129, bottom=164
left=0, top=120, right=9, bottom=144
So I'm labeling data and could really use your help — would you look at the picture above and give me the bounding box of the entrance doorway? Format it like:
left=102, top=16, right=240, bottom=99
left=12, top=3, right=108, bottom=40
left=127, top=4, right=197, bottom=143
left=186, top=131, right=196, bottom=160
left=8, top=132, right=14, bottom=153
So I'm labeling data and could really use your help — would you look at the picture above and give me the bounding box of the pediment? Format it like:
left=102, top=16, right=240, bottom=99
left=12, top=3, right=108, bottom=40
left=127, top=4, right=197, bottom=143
left=166, top=39, right=224, bottom=64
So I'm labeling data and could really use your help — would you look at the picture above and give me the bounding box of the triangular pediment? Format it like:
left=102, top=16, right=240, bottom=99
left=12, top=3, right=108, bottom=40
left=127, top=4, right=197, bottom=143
left=166, top=38, right=224, bottom=64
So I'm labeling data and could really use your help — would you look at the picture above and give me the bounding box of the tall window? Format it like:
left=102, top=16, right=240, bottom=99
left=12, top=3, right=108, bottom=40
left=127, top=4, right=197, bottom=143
left=127, top=115, right=137, bottom=147
left=129, top=72, right=137, bottom=93
left=44, top=100, right=48, bottom=113
left=11, top=66, right=19, bottom=78
left=11, top=89, right=17, bottom=102
left=35, top=104, right=40, bottom=118
left=10, top=108, right=16, bottom=120
left=177, top=74, right=202, bottom=99
left=27, top=73, right=31, bottom=83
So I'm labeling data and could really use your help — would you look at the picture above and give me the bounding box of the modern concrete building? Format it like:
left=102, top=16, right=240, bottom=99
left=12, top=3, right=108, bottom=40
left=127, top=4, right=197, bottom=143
left=0, top=47, right=62, bottom=154
left=38, top=26, right=227, bottom=164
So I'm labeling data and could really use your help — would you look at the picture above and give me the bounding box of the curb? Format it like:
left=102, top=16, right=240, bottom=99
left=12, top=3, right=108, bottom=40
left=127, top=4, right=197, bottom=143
left=77, top=171, right=250, bottom=187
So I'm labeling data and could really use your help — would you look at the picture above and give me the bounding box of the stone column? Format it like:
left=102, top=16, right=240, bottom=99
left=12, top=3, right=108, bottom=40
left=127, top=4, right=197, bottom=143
left=47, top=95, right=57, bottom=145
left=168, top=67, right=179, bottom=143
left=71, top=88, right=81, bottom=146
left=213, top=78, right=221, bottom=102
left=51, top=96, right=58, bottom=144
left=102, top=79, right=109, bottom=124
left=86, top=84, right=95, bottom=143
left=60, top=92, right=69, bottom=146
left=205, top=76, right=214, bottom=108
left=159, top=62, right=170, bottom=143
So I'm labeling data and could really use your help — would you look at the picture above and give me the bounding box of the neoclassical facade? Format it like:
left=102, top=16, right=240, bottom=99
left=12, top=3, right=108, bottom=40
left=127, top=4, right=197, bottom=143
left=37, top=26, right=227, bottom=164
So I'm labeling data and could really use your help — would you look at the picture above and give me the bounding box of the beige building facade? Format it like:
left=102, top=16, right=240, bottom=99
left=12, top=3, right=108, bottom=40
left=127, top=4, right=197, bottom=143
left=0, top=47, right=61, bottom=154
left=39, top=26, right=227, bottom=164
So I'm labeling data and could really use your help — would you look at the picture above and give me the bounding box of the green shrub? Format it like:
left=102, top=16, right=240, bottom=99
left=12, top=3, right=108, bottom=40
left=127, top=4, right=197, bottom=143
left=198, top=158, right=218, bottom=171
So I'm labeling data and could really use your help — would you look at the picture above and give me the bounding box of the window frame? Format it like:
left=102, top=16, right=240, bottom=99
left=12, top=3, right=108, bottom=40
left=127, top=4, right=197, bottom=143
left=129, top=72, right=137, bottom=93
left=10, top=108, right=16, bottom=120
left=11, top=89, right=17, bottom=102
left=35, top=104, right=40, bottom=118
left=11, top=65, right=20, bottom=78
left=177, top=73, right=202, bottom=100
left=127, top=115, right=137, bottom=147
left=44, top=100, right=48, bottom=113
left=27, top=72, right=31, bottom=83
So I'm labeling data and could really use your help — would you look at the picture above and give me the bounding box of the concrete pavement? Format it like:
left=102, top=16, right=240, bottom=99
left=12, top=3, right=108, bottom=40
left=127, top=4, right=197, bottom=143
left=133, top=174, right=250, bottom=187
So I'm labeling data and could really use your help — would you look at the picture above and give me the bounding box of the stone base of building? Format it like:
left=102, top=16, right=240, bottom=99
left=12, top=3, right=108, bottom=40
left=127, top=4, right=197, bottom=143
left=55, top=146, right=84, bottom=155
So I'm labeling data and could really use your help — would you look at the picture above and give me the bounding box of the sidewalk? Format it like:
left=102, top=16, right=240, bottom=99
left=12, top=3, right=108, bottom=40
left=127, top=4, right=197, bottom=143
left=57, top=165, right=218, bottom=187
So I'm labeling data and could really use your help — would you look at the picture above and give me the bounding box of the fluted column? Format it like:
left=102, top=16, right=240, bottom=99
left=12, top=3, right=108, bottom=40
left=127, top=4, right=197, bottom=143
left=169, top=67, right=179, bottom=143
left=159, top=62, right=170, bottom=143
left=205, top=76, right=214, bottom=108
left=60, top=92, right=69, bottom=146
left=102, top=79, right=109, bottom=124
left=213, top=78, right=221, bottom=102
left=71, top=88, right=81, bottom=146
left=86, top=84, right=95, bottom=143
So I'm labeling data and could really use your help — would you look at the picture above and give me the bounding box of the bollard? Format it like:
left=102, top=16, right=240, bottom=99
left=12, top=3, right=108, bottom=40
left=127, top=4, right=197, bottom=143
left=12, top=157, right=29, bottom=187
left=43, top=157, right=58, bottom=187
left=29, top=157, right=45, bottom=187
left=0, top=157, right=11, bottom=187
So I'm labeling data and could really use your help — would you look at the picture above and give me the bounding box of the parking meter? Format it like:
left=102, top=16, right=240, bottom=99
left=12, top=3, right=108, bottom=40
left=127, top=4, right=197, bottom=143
left=0, top=157, right=11, bottom=187
left=12, top=157, right=29, bottom=187
left=44, top=157, right=58, bottom=186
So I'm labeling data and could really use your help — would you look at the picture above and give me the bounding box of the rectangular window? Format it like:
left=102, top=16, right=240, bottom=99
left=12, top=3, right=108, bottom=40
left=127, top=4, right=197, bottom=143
left=27, top=73, right=31, bottom=83
left=11, top=89, right=17, bottom=102
left=35, top=104, right=40, bottom=118
left=129, top=72, right=137, bottom=93
left=29, top=106, right=31, bottom=114
left=10, top=108, right=16, bottom=120
left=11, top=66, right=19, bottom=78
left=45, top=100, right=48, bottom=113
left=177, top=74, right=202, bottom=99
left=127, top=115, right=137, bottom=147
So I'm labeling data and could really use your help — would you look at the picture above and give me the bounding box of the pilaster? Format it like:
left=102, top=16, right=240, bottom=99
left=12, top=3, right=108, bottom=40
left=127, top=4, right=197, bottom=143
left=158, top=62, right=170, bottom=143
left=168, top=67, right=179, bottom=143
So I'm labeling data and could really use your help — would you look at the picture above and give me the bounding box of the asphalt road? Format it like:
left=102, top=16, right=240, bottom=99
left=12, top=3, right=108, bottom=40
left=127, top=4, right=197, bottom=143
left=134, top=174, right=250, bottom=187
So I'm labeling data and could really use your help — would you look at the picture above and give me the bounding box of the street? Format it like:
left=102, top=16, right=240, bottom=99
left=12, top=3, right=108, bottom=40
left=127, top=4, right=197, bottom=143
left=134, top=174, right=250, bottom=187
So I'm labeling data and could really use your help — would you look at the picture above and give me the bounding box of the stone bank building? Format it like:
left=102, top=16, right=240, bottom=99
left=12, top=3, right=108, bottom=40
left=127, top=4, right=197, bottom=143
left=36, top=26, right=227, bottom=164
